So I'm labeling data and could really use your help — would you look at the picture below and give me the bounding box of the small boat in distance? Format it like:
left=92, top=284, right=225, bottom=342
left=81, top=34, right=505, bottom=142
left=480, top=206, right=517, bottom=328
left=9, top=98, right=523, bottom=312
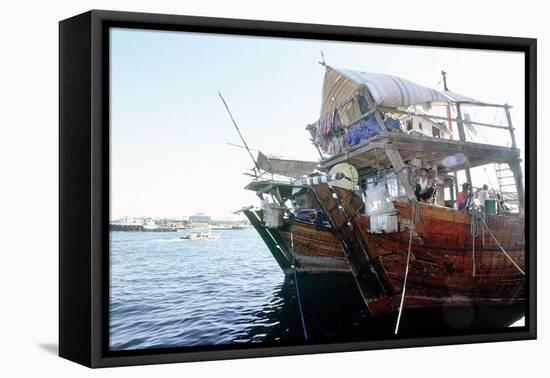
left=180, top=231, right=219, bottom=240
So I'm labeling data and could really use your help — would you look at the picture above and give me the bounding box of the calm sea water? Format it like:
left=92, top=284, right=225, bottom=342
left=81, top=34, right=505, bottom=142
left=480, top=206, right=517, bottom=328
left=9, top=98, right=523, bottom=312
left=110, top=229, right=524, bottom=351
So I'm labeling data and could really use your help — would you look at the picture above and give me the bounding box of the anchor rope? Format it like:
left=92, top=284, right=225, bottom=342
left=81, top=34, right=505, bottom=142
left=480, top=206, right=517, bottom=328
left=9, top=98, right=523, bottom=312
left=394, top=200, right=420, bottom=335
left=290, top=230, right=309, bottom=340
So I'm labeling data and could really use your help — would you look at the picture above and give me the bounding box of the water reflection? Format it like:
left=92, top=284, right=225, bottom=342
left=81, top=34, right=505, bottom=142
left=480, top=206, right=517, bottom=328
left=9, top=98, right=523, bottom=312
left=110, top=231, right=525, bottom=351
left=244, top=273, right=525, bottom=344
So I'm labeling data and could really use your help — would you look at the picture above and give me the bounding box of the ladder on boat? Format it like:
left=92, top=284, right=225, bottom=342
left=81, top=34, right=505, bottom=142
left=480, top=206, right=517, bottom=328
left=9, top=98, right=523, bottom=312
left=494, top=163, right=520, bottom=207
left=310, top=184, right=387, bottom=305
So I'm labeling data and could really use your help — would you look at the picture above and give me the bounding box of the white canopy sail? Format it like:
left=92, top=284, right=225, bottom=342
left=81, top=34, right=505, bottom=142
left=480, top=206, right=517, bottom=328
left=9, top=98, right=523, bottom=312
left=321, top=66, right=478, bottom=115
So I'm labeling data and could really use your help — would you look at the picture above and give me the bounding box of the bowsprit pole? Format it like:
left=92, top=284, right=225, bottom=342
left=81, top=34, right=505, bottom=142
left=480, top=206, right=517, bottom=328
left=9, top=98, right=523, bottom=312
left=218, top=91, right=261, bottom=178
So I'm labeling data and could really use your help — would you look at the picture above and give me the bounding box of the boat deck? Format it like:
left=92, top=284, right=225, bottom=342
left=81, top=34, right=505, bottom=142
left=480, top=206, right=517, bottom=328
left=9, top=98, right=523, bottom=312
left=319, top=133, right=521, bottom=172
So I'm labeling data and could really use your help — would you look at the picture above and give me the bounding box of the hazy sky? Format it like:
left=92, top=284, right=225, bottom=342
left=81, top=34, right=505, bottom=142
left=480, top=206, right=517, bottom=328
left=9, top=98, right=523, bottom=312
left=110, top=28, right=524, bottom=220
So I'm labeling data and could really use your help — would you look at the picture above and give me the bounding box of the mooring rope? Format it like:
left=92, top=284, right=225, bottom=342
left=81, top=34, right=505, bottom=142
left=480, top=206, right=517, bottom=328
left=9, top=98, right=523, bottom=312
left=290, top=230, right=309, bottom=340
left=394, top=200, right=420, bottom=335
left=470, top=209, right=485, bottom=277
left=472, top=233, right=476, bottom=277
left=479, top=217, right=525, bottom=276
left=469, top=208, right=524, bottom=276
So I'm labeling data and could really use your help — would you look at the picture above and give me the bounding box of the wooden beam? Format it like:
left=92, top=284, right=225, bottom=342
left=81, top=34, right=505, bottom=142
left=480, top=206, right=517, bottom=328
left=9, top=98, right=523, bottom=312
left=502, top=106, right=524, bottom=213
left=319, top=139, right=388, bottom=169
left=362, top=86, right=389, bottom=135
left=504, top=105, right=518, bottom=150
left=384, top=148, right=416, bottom=201
left=363, top=90, right=417, bottom=201
left=456, top=101, right=510, bottom=108
left=464, top=120, right=512, bottom=130
left=320, top=131, right=521, bottom=172
left=509, top=159, right=525, bottom=213
left=455, top=103, right=472, bottom=186
left=377, top=106, right=511, bottom=130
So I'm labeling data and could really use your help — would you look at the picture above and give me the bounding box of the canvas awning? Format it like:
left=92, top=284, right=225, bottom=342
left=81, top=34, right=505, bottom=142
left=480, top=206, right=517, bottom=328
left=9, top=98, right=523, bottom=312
left=321, top=66, right=479, bottom=115
left=256, top=151, right=318, bottom=179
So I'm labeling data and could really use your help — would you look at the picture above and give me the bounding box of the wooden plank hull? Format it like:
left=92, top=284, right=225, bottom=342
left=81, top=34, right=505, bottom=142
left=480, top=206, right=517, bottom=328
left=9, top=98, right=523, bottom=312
left=247, top=188, right=525, bottom=318
left=279, top=221, right=351, bottom=274
left=393, top=201, right=525, bottom=249
left=243, top=208, right=293, bottom=273
left=364, top=228, right=525, bottom=316
left=245, top=208, right=352, bottom=274
left=332, top=189, right=526, bottom=317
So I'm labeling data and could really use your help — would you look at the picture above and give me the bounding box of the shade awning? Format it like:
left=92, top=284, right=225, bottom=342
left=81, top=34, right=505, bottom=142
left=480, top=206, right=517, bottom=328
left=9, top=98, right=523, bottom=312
left=321, top=66, right=479, bottom=115
left=256, top=151, right=318, bottom=179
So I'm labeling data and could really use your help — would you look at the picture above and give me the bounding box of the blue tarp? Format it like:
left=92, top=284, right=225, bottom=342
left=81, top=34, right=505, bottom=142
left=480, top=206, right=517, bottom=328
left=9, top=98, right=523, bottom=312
left=343, top=115, right=401, bottom=147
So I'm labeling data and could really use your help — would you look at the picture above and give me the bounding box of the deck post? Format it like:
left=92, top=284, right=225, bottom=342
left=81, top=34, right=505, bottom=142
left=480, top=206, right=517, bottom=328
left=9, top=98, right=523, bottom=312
left=362, top=86, right=389, bottom=135
left=504, top=104, right=518, bottom=149
left=503, top=104, right=524, bottom=213
left=455, top=103, right=473, bottom=186
left=509, top=159, right=526, bottom=213
left=384, top=148, right=417, bottom=201
left=361, top=86, right=416, bottom=201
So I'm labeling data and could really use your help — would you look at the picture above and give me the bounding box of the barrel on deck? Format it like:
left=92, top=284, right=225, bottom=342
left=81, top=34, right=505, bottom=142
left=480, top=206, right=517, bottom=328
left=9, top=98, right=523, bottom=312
left=485, top=199, right=497, bottom=215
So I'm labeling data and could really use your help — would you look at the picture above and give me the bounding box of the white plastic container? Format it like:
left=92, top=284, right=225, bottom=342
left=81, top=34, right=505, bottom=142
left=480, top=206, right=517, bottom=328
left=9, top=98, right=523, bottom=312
left=369, top=213, right=398, bottom=233
left=264, top=206, right=284, bottom=228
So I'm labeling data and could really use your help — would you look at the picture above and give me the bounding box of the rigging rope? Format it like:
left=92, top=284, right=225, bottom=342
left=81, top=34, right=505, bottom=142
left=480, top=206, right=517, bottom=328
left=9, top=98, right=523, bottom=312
left=290, top=230, right=309, bottom=340
left=394, top=200, right=420, bottom=335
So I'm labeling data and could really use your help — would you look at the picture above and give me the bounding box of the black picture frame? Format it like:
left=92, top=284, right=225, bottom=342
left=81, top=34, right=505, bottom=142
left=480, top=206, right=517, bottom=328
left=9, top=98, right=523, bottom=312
left=59, top=9, right=537, bottom=368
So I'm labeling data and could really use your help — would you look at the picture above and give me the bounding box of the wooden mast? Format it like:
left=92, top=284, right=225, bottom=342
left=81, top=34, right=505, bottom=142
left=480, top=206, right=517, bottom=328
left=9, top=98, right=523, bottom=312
left=455, top=102, right=473, bottom=186
left=441, top=70, right=454, bottom=139
left=442, top=71, right=472, bottom=187
left=218, top=92, right=261, bottom=178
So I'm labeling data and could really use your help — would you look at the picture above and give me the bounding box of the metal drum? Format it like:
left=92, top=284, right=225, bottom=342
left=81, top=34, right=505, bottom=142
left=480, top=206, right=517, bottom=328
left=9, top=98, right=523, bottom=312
left=485, top=199, right=497, bottom=215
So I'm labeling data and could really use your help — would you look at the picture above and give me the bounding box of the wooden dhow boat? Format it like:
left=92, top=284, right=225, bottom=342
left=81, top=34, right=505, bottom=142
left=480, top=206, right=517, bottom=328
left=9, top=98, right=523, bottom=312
left=238, top=66, right=526, bottom=319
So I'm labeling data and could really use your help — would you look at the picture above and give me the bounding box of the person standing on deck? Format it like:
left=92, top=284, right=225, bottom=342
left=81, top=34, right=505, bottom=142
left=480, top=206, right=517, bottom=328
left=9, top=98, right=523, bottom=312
left=477, top=184, right=489, bottom=212
left=414, top=168, right=435, bottom=202
left=456, top=183, right=473, bottom=211
left=496, top=193, right=511, bottom=214
left=427, top=168, right=441, bottom=200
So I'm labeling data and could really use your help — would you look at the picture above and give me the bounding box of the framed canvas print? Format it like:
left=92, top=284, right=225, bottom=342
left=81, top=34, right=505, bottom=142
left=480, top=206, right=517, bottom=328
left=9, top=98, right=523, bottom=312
left=59, top=10, right=536, bottom=368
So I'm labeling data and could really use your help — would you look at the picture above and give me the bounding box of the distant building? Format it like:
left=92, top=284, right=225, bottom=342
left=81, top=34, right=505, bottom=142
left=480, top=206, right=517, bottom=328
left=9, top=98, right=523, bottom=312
left=189, top=213, right=211, bottom=223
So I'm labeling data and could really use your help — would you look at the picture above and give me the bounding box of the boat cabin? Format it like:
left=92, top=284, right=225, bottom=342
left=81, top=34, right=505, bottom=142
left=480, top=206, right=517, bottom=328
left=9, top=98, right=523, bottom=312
left=307, top=66, right=524, bottom=214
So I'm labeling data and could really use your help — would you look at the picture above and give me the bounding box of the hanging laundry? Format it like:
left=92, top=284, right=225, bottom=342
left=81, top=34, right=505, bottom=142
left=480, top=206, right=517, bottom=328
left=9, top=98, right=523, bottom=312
left=319, top=111, right=334, bottom=137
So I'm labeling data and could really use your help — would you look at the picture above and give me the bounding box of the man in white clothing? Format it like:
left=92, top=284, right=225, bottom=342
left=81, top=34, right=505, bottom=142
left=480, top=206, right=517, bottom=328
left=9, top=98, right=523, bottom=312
left=477, top=184, right=489, bottom=212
